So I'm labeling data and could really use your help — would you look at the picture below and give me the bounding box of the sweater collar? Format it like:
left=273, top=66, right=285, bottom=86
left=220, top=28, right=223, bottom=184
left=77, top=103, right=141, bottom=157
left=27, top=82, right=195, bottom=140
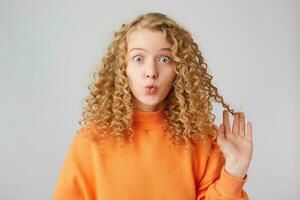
left=132, top=106, right=166, bottom=130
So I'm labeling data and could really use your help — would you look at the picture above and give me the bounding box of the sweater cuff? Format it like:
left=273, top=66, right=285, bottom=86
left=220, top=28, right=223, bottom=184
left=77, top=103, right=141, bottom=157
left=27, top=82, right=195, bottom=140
left=215, top=166, right=248, bottom=198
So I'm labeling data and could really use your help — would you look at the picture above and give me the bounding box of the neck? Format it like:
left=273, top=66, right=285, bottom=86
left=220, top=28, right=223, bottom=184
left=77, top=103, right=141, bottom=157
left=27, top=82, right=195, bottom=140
left=132, top=105, right=166, bottom=130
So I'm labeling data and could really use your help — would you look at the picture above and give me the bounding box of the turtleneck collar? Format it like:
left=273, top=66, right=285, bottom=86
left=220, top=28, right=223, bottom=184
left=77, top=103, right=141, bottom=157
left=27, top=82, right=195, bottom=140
left=132, top=106, right=166, bottom=130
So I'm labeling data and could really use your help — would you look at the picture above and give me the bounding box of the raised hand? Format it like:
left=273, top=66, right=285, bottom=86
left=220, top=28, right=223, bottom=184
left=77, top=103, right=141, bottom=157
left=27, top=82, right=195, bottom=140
left=216, top=110, right=253, bottom=179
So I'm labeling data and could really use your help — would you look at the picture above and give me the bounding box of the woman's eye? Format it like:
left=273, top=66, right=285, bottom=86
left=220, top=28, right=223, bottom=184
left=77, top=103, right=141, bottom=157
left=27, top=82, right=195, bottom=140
left=159, top=56, right=170, bottom=63
left=133, top=55, right=143, bottom=62
left=132, top=55, right=171, bottom=63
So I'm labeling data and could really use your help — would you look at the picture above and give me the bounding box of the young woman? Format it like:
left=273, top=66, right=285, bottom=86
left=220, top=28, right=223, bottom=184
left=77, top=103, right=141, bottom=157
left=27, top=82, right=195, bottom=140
left=53, top=12, right=253, bottom=200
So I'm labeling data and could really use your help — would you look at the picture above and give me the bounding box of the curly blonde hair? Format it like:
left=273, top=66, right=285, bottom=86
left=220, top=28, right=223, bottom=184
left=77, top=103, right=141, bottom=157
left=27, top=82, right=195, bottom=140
left=78, top=12, right=238, bottom=154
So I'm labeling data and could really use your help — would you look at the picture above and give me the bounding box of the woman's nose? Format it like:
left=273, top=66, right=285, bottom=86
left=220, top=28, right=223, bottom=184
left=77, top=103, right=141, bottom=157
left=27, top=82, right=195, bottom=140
left=145, top=61, right=158, bottom=78
left=146, top=73, right=158, bottom=79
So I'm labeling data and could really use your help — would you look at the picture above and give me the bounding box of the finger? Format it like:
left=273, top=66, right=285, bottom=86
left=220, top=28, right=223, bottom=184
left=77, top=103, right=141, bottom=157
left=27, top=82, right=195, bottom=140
left=232, top=112, right=239, bottom=134
left=223, top=110, right=231, bottom=134
left=217, top=123, right=226, bottom=143
left=245, top=122, right=253, bottom=142
left=239, top=112, right=245, bottom=137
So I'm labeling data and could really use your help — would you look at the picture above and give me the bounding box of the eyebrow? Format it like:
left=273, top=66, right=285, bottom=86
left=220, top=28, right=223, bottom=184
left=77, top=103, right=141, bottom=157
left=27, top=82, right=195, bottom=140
left=129, top=47, right=172, bottom=53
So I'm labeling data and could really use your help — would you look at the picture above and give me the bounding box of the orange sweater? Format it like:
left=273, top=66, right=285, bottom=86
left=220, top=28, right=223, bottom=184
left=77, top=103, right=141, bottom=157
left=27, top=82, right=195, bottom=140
left=53, top=107, right=249, bottom=200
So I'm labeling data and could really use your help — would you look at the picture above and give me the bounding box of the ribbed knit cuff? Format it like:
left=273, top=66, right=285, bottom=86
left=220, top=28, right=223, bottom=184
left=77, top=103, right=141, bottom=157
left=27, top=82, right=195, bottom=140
left=215, top=166, right=248, bottom=198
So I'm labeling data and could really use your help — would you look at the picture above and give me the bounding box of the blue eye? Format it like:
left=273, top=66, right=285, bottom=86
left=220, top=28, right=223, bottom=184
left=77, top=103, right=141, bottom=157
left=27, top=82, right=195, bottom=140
left=132, top=55, right=171, bottom=63
left=133, top=55, right=143, bottom=62
left=159, top=56, right=170, bottom=63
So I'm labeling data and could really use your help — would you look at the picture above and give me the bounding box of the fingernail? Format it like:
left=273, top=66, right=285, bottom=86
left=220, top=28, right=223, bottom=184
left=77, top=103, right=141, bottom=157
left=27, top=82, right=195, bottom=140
left=240, top=112, right=244, bottom=118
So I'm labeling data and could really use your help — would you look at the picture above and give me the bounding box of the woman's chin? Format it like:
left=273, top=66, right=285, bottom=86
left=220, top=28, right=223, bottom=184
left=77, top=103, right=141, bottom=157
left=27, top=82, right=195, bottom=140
left=141, top=97, right=161, bottom=105
left=133, top=97, right=163, bottom=108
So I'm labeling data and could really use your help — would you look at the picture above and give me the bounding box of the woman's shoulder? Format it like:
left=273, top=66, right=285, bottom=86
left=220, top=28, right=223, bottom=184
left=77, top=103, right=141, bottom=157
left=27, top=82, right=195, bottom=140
left=75, top=123, right=113, bottom=145
left=76, top=123, right=97, bottom=135
left=192, top=135, right=220, bottom=157
left=74, top=123, right=127, bottom=155
left=75, top=123, right=100, bottom=141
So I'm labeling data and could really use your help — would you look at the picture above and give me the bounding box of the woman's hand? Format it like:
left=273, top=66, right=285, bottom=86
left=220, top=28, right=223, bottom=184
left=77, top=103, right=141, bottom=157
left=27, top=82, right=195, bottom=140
left=217, top=110, right=253, bottom=179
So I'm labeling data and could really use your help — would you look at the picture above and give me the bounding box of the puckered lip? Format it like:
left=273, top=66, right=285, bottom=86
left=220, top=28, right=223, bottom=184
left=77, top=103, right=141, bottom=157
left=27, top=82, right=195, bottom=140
left=145, top=84, right=158, bottom=89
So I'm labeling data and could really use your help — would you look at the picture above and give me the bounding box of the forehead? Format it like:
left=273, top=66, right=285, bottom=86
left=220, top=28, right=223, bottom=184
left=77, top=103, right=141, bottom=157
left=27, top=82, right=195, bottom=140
left=126, top=28, right=172, bottom=51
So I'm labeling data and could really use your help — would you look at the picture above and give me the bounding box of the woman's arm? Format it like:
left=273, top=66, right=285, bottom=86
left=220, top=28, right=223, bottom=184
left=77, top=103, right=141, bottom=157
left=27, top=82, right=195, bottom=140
left=196, top=142, right=249, bottom=200
left=196, top=110, right=253, bottom=199
left=52, top=130, right=94, bottom=200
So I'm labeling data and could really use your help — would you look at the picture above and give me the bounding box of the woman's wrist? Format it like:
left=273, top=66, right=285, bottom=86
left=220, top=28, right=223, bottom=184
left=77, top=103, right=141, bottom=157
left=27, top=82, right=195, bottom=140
left=224, top=159, right=249, bottom=179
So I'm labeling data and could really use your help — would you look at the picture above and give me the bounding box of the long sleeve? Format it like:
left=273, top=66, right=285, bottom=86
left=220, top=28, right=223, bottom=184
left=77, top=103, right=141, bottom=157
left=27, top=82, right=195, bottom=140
left=53, top=132, right=95, bottom=200
left=196, top=142, right=249, bottom=200
left=53, top=111, right=250, bottom=200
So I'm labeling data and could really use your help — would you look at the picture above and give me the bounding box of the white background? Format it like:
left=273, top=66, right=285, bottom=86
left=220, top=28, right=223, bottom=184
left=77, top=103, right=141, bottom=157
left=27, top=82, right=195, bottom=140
left=0, top=0, right=299, bottom=199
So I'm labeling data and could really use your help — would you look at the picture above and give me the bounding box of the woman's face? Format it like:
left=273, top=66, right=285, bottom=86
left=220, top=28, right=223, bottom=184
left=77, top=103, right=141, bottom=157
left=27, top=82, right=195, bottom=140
left=125, top=28, right=176, bottom=112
